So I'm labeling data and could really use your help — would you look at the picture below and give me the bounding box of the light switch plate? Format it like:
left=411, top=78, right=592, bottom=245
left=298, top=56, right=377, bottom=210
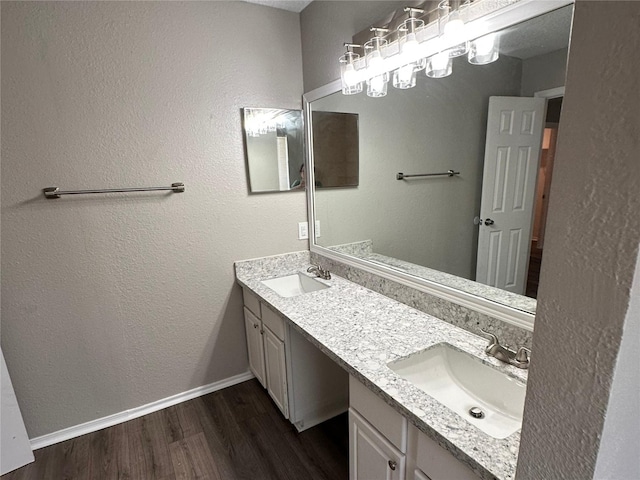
left=298, top=222, right=309, bottom=240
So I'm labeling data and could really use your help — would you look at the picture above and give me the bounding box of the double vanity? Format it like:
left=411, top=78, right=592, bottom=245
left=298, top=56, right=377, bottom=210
left=235, top=251, right=529, bottom=480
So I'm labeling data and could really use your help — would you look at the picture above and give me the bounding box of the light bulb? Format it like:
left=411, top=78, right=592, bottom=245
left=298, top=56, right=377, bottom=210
left=444, top=17, right=464, bottom=36
left=475, top=33, right=496, bottom=56
left=393, top=64, right=417, bottom=89
left=402, top=33, right=419, bottom=56
left=469, top=33, right=499, bottom=65
left=426, top=51, right=452, bottom=78
left=368, top=50, right=385, bottom=77
left=432, top=51, right=449, bottom=70
left=343, top=64, right=359, bottom=87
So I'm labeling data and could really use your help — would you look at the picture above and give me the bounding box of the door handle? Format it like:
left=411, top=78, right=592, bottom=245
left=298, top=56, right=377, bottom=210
left=484, top=218, right=495, bottom=226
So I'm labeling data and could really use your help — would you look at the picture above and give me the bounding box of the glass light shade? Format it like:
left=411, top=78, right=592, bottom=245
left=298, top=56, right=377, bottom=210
left=426, top=51, right=452, bottom=78
left=339, top=52, right=363, bottom=95
left=368, top=51, right=385, bottom=74
left=393, top=64, right=417, bottom=89
left=365, top=37, right=389, bottom=97
left=440, top=3, right=468, bottom=58
left=468, top=33, right=500, bottom=65
left=398, top=18, right=425, bottom=67
left=367, top=74, right=388, bottom=97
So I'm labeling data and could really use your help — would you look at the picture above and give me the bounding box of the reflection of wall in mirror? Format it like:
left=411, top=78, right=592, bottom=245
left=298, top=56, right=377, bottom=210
left=312, top=111, right=359, bottom=188
left=314, top=48, right=568, bottom=282
left=314, top=55, right=522, bottom=281
left=247, top=130, right=280, bottom=191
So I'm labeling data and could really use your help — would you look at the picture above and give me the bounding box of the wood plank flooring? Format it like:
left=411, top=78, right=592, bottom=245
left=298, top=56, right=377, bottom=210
left=2, top=379, right=349, bottom=480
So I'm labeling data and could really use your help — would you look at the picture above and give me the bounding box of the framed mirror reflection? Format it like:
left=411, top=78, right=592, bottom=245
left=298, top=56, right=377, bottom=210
left=243, top=107, right=304, bottom=193
left=305, top=3, right=574, bottom=325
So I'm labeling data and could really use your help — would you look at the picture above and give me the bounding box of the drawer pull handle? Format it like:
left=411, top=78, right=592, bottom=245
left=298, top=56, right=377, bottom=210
left=388, top=460, right=397, bottom=471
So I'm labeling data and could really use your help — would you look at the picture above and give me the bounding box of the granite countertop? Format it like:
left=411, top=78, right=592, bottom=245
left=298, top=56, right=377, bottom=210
left=235, top=251, right=527, bottom=480
left=328, top=240, right=537, bottom=314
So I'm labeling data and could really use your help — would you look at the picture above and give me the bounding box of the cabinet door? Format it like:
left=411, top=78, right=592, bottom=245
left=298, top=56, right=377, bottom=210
left=349, top=408, right=405, bottom=480
left=244, top=308, right=266, bottom=388
left=264, top=326, right=289, bottom=418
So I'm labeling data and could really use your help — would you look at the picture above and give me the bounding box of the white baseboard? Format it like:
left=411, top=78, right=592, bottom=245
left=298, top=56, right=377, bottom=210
left=30, top=371, right=255, bottom=450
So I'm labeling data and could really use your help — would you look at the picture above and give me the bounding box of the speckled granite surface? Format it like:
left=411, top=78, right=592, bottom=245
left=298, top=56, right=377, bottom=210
left=235, top=251, right=527, bottom=480
left=326, top=240, right=537, bottom=314
left=313, top=251, right=533, bottom=350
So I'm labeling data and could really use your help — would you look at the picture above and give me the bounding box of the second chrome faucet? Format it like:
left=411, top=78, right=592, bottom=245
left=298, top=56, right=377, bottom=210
left=480, top=329, right=531, bottom=369
left=307, top=264, right=331, bottom=280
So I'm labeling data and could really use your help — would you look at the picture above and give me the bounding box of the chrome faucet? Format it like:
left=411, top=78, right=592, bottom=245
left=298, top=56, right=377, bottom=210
left=480, top=329, right=531, bottom=369
left=307, top=264, right=331, bottom=280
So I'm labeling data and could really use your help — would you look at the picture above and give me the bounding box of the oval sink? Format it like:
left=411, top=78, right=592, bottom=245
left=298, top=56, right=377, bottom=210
left=388, top=343, right=526, bottom=439
left=261, top=273, right=329, bottom=298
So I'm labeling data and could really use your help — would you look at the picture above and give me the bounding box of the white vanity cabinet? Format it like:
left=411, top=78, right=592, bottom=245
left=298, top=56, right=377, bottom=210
left=349, top=376, right=407, bottom=480
left=349, top=376, right=479, bottom=480
left=243, top=306, right=266, bottom=388
left=262, top=309, right=289, bottom=417
left=242, top=288, right=289, bottom=417
left=242, top=287, right=348, bottom=430
left=406, top=424, right=479, bottom=480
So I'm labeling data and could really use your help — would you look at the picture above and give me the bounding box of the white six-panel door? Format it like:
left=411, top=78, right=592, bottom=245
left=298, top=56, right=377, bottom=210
left=476, top=96, right=545, bottom=294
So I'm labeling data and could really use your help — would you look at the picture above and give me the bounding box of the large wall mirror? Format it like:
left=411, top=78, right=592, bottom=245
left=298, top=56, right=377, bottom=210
left=305, top=1, right=574, bottom=328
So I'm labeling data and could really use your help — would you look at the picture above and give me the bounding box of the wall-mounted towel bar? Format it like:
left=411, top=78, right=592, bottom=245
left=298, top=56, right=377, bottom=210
left=396, top=170, right=460, bottom=180
left=43, top=182, right=185, bottom=199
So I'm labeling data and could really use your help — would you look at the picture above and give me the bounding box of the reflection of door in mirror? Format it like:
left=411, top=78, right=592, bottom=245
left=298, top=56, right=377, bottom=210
left=475, top=94, right=563, bottom=298
left=312, top=111, right=359, bottom=188
left=476, top=96, right=546, bottom=295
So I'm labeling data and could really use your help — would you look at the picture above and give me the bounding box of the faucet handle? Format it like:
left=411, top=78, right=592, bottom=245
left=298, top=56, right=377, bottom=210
left=479, top=329, right=500, bottom=355
left=516, top=346, right=531, bottom=363
left=479, top=329, right=499, bottom=346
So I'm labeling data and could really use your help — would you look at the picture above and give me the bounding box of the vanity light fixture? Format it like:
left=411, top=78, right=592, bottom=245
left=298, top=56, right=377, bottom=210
left=393, top=8, right=426, bottom=90
left=365, top=28, right=390, bottom=97
left=338, top=0, right=502, bottom=98
left=339, top=43, right=363, bottom=95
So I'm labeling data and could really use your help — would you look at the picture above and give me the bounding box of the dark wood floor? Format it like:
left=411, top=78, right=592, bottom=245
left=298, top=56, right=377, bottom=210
left=2, top=379, right=349, bottom=480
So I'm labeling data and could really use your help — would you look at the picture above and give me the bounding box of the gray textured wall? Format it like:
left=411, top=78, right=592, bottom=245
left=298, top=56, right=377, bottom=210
left=1, top=1, right=306, bottom=438
left=516, top=1, right=640, bottom=478
left=520, top=48, right=568, bottom=97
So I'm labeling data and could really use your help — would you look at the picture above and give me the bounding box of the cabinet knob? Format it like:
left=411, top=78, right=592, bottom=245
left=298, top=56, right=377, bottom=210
left=388, top=460, right=397, bottom=471
left=253, top=323, right=259, bottom=329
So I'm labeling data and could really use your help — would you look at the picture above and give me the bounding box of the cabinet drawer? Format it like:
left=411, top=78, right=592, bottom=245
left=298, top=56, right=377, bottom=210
left=411, top=425, right=479, bottom=480
left=242, top=288, right=261, bottom=318
left=262, top=305, right=286, bottom=340
left=350, top=376, right=407, bottom=452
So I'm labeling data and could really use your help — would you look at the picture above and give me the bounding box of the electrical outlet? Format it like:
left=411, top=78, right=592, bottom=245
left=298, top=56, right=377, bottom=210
left=315, top=220, right=321, bottom=237
left=298, top=222, right=309, bottom=240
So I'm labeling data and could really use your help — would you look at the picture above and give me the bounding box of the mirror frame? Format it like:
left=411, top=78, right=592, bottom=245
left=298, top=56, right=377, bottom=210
left=304, top=0, right=574, bottom=331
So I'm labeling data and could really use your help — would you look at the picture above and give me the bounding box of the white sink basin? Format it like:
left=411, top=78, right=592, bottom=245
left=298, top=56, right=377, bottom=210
left=261, top=273, right=329, bottom=298
left=388, top=343, right=526, bottom=439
